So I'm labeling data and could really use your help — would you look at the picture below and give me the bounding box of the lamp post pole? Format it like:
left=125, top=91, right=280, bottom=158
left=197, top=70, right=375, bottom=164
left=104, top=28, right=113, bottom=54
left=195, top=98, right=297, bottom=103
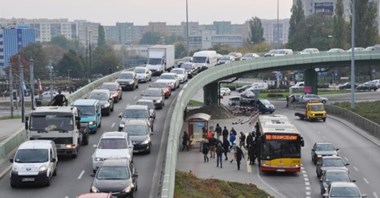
left=276, top=0, right=280, bottom=49
left=29, top=58, right=35, bottom=110
left=18, top=54, right=25, bottom=123
left=186, top=0, right=189, bottom=56
left=350, top=0, right=356, bottom=110
left=89, top=30, right=92, bottom=80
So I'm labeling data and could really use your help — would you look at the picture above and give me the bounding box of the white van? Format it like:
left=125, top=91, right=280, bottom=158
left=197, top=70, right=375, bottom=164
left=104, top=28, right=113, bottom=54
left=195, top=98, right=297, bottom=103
left=10, top=140, right=58, bottom=187
left=248, top=82, right=269, bottom=91
left=192, top=50, right=218, bottom=71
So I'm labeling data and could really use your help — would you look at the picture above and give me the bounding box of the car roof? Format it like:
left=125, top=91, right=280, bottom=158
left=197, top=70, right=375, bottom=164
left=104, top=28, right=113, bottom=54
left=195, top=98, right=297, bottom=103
left=324, top=169, right=349, bottom=174
left=102, top=158, right=130, bottom=167
left=161, top=73, right=176, bottom=76
left=101, top=132, right=128, bottom=138
left=329, top=182, right=358, bottom=188
left=73, top=99, right=98, bottom=106
left=322, top=156, right=342, bottom=160
left=120, top=71, right=134, bottom=74
left=102, top=82, right=118, bottom=85
left=123, top=119, right=149, bottom=125
left=125, top=105, right=149, bottom=110
left=19, top=140, right=54, bottom=149
left=315, top=142, right=334, bottom=145
left=91, top=89, right=110, bottom=94
left=76, top=193, right=112, bottom=198
left=136, top=99, right=154, bottom=103
left=146, top=87, right=162, bottom=91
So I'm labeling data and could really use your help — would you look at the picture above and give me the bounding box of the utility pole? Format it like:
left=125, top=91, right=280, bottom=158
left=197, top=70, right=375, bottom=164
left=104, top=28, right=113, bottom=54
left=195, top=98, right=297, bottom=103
left=9, top=62, right=14, bottom=118
left=29, top=58, right=35, bottom=110
left=186, top=0, right=189, bottom=56
left=89, top=30, right=92, bottom=81
left=276, top=0, right=280, bottom=49
left=350, top=0, right=356, bottom=110
left=49, top=58, right=53, bottom=101
left=18, top=54, right=25, bottom=123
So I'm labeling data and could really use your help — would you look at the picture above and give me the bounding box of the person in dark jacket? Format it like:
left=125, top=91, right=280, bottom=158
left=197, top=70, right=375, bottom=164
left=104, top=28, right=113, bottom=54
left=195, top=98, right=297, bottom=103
left=215, top=123, right=222, bottom=140
left=50, top=90, right=67, bottom=106
left=222, top=137, right=230, bottom=161
left=182, top=131, right=189, bottom=151
left=222, top=126, right=229, bottom=140
left=235, top=145, right=245, bottom=170
left=215, top=143, right=225, bottom=168
left=202, top=142, right=210, bottom=162
left=239, top=132, right=246, bottom=148
left=246, top=132, right=254, bottom=149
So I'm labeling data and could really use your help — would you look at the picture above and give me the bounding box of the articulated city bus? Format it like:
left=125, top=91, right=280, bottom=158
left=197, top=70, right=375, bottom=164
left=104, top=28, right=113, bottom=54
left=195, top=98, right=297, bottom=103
left=256, top=114, right=304, bottom=172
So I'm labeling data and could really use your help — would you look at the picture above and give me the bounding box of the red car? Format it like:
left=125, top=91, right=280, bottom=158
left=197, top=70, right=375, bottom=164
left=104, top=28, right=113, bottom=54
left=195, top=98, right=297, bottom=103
left=99, top=82, right=123, bottom=102
left=150, top=81, right=172, bottom=99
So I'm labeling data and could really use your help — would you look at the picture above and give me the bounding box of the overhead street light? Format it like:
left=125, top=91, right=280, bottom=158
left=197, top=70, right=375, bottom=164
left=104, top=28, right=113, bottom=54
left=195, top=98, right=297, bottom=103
left=350, top=0, right=356, bottom=109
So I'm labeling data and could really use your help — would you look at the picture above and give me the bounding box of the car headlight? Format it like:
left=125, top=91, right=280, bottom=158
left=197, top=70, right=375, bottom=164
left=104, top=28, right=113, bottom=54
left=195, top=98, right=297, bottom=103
left=122, top=184, right=134, bottom=193
left=156, top=99, right=162, bottom=104
left=89, top=121, right=96, bottom=126
left=94, top=157, right=104, bottom=162
left=39, top=165, right=48, bottom=172
left=66, top=144, right=76, bottom=149
left=104, top=103, right=110, bottom=107
left=265, top=105, right=270, bottom=108
left=119, top=123, right=125, bottom=128
left=317, top=155, right=322, bottom=158
left=142, top=138, right=151, bottom=144
left=91, top=185, right=99, bottom=193
left=12, top=166, right=19, bottom=172
left=129, top=81, right=134, bottom=84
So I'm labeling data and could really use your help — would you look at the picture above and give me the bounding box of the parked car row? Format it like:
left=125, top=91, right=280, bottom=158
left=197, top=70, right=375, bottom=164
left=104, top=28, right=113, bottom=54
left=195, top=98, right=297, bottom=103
left=311, top=142, right=366, bottom=197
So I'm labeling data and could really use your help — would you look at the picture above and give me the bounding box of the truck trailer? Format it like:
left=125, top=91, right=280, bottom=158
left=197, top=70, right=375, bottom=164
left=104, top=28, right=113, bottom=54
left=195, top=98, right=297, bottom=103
left=146, top=45, right=175, bottom=75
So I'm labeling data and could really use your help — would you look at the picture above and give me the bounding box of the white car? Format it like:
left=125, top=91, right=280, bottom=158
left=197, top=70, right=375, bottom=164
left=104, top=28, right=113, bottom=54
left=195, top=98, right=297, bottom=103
left=158, top=73, right=180, bottom=90
left=170, top=68, right=188, bottom=83
left=134, top=66, right=152, bottom=83
left=92, top=132, right=133, bottom=173
left=220, top=87, right=231, bottom=96
left=290, top=81, right=304, bottom=89
left=241, top=53, right=260, bottom=60
left=299, top=48, right=320, bottom=54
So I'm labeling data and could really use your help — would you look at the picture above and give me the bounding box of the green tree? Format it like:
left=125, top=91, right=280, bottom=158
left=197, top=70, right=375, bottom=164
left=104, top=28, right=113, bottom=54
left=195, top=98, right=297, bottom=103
left=288, top=0, right=306, bottom=50
left=55, top=50, right=85, bottom=78
left=306, top=14, right=333, bottom=50
left=50, top=35, right=78, bottom=51
left=352, top=0, right=378, bottom=47
left=140, top=32, right=162, bottom=44
left=92, top=46, right=121, bottom=75
left=332, top=0, right=347, bottom=49
left=249, top=17, right=264, bottom=44
left=20, top=43, right=49, bottom=80
left=175, top=42, right=186, bottom=58
left=98, top=25, right=106, bottom=47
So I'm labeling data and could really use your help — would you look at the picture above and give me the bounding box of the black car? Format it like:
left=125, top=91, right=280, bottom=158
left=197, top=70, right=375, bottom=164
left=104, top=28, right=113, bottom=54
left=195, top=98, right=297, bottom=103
left=121, top=120, right=153, bottom=154
left=320, top=169, right=354, bottom=195
left=117, top=71, right=139, bottom=91
left=141, top=88, right=165, bottom=109
left=256, top=99, right=275, bottom=114
left=90, top=159, right=138, bottom=197
left=356, top=82, right=378, bottom=91
left=88, top=89, right=114, bottom=116
left=311, top=142, right=339, bottom=164
left=338, top=82, right=357, bottom=90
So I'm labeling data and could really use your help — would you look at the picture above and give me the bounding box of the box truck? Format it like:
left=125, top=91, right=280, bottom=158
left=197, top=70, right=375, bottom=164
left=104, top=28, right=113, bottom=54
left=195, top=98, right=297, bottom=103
left=146, top=45, right=175, bottom=75
left=192, top=50, right=218, bottom=72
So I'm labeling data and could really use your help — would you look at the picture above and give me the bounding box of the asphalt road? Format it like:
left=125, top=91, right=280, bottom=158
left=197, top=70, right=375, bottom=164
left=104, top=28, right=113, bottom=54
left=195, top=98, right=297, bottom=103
left=0, top=76, right=178, bottom=198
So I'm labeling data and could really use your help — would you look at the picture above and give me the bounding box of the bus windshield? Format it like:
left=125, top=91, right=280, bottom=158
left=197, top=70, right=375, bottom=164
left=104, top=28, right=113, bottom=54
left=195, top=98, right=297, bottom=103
left=261, top=140, right=301, bottom=159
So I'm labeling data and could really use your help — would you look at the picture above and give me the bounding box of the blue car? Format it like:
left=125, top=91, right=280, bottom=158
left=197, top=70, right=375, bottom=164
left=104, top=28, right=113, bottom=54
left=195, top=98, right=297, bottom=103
left=72, top=99, right=102, bottom=134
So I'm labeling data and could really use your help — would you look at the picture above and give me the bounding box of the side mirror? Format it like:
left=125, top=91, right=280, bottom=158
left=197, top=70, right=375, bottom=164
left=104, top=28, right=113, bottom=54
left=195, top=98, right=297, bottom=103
left=93, top=144, right=97, bottom=148
left=118, top=113, right=122, bottom=118
left=352, top=179, right=356, bottom=182
left=90, top=173, right=95, bottom=177
left=345, top=163, right=350, bottom=166
left=51, top=158, right=57, bottom=162
left=133, top=173, right=138, bottom=178
left=25, top=120, right=28, bottom=130
left=9, top=158, right=13, bottom=163
left=150, top=132, right=154, bottom=135
left=311, top=148, right=315, bottom=152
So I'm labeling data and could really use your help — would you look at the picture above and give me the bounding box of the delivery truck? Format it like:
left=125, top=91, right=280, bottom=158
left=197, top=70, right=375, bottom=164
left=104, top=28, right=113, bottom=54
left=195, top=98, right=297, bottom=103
left=146, top=45, right=175, bottom=75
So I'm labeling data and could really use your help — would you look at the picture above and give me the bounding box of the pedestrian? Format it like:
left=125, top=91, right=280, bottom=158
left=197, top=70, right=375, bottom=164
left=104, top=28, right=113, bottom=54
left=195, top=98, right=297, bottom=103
left=230, top=144, right=236, bottom=163
left=208, top=134, right=217, bottom=158
left=251, top=141, right=257, bottom=165
left=239, top=132, right=246, bottom=148
left=202, top=142, right=210, bottom=162
left=246, top=132, right=254, bottom=149
left=230, top=127, right=237, bottom=136
left=229, top=131, right=236, bottom=149
left=222, top=126, right=229, bottom=140
left=222, top=136, right=230, bottom=161
left=235, top=145, right=245, bottom=170
left=215, top=123, right=222, bottom=140
left=50, top=90, right=67, bottom=106
left=182, top=131, right=189, bottom=151
left=216, top=142, right=225, bottom=168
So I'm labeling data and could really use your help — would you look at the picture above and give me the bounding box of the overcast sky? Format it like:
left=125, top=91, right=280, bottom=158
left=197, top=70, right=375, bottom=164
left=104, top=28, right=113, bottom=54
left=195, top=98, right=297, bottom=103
left=0, top=0, right=293, bottom=25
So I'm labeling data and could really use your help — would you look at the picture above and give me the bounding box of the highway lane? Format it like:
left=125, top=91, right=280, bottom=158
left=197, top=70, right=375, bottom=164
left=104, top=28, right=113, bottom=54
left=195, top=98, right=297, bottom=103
left=257, top=102, right=380, bottom=198
left=0, top=76, right=179, bottom=198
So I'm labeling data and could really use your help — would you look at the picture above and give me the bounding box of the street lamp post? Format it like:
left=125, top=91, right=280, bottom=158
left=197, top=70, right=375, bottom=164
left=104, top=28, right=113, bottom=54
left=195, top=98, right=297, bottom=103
left=350, top=0, right=356, bottom=110
left=29, top=58, right=35, bottom=110
left=18, top=54, right=25, bottom=123
left=276, top=0, right=280, bottom=49
left=89, top=30, right=92, bottom=80
left=186, top=0, right=189, bottom=56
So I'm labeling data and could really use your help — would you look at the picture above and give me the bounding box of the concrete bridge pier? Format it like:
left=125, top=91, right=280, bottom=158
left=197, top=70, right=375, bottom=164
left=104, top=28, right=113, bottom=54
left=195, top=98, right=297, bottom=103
left=203, top=82, right=219, bottom=106
left=304, top=68, right=318, bottom=95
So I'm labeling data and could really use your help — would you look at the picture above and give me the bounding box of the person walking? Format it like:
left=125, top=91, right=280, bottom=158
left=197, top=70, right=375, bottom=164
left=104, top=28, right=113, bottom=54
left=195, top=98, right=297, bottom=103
left=229, top=131, right=236, bottom=149
left=216, top=143, right=225, bottom=168
left=202, top=142, right=210, bottom=162
left=182, top=131, right=189, bottom=151
left=222, top=136, right=230, bottom=161
left=239, top=132, right=246, bottom=148
left=208, top=134, right=217, bottom=158
left=222, top=126, right=229, bottom=140
left=235, top=145, right=245, bottom=170
left=246, top=132, right=254, bottom=149
left=215, top=123, right=222, bottom=140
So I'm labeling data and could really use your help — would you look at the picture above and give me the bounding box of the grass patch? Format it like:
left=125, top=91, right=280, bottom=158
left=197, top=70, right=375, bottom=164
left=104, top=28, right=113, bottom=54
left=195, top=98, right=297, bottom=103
left=333, top=101, right=380, bottom=125
left=175, top=171, right=273, bottom=198
left=188, top=100, right=204, bottom=107
left=0, top=115, right=22, bottom=120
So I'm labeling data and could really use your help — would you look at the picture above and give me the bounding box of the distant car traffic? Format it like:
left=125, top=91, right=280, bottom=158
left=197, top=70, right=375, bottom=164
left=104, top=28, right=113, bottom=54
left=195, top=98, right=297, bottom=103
left=241, top=53, right=260, bottom=60
left=98, top=82, right=122, bottom=102
left=256, top=99, right=275, bottom=114
left=220, top=87, right=231, bottom=96
left=299, top=48, right=320, bottom=54
left=356, top=82, right=378, bottom=91
left=121, top=119, right=153, bottom=153
left=149, top=81, right=172, bottom=98
left=311, top=142, right=339, bottom=164
left=141, top=88, right=165, bottom=109
left=320, top=169, right=354, bottom=195
left=301, top=94, right=328, bottom=104
left=134, top=66, right=152, bottom=83
left=118, top=105, right=154, bottom=131
left=136, top=99, right=156, bottom=119
left=236, top=85, right=252, bottom=93
left=87, top=89, right=114, bottom=116
left=316, top=156, right=349, bottom=178
left=158, top=73, right=180, bottom=90
left=338, top=82, right=357, bottom=90
left=323, top=182, right=366, bottom=198
left=117, top=71, right=139, bottom=91
left=170, top=68, right=188, bottom=83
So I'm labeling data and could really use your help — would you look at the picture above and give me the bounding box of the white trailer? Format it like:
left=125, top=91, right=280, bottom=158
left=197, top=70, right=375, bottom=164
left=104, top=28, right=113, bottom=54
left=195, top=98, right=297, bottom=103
left=146, top=45, right=175, bottom=75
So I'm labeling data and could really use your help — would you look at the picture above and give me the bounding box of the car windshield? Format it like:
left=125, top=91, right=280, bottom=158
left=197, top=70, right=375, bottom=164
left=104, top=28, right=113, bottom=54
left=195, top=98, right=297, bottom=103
left=160, top=75, right=176, bottom=80
left=325, top=172, right=350, bottom=183
left=30, top=113, right=74, bottom=131
left=76, top=106, right=96, bottom=116
left=98, top=138, right=128, bottom=149
left=323, top=158, right=345, bottom=167
left=316, top=144, right=335, bottom=151
left=122, top=125, right=148, bottom=136
left=310, top=105, right=325, bottom=111
left=330, top=186, right=360, bottom=197
left=147, top=58, right=162, bottom=65
left=171, top=70, right=184, bottom=75
left=14, top=149, right=48, bottom=163
left=181, top=64, right=193, bottom=70
left=136, top=101, right=155, bottom=109
left=220, top=56, right=231, bottom=60
left=193, top=56, right=207, bottom=63
left=99, top=84, right=117, bottom=91
left=122, top=109, right=149, bottom=118
left=88, top=92, right=108, bottom=101
left=96, top=166, right=130, bottom=180
left=144, top=89, right=162, bottom=97
left=135, top=68, right=146, bottom=73
left=260, top=99, right=270, bottom=105
left=118, top=73, right=133, bottom=79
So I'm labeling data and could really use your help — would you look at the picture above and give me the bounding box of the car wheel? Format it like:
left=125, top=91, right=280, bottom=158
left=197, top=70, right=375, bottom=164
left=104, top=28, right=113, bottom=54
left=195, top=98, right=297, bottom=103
left=45, top=175, right=51, bottom=186
left=98, top=121, right=102, bottom=128
left=10, top=180, right=18, bottom=188
left=53, top=166, right=57, bottom=176
left=111, top=105, right=114, bottom=112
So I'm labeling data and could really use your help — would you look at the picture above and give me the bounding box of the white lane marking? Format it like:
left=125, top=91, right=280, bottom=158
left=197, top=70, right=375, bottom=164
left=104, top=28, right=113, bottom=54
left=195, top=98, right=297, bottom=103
left=304, top=177, right=309, bottom=182
left=303, top=174, right=308, bottom=177
left=77, top=170, right=85, bottom=180
left=353, top=166, right=359, bottom=171
left=111, top=122, right=115, bottom=128
left=256, top=166, right=287, bottom=198
left=246, top=161, right=252, bottom=173
left=373, top=192, right=378, bottom=198
left=305, top=182, right=310, bottom=186
left=363, top=178, right=369, bottom=184
left=305, top=186, right=311, bottom=190
left=344, top=157, right=349, bottom=162
left=306, top=191, right=311, bottom=196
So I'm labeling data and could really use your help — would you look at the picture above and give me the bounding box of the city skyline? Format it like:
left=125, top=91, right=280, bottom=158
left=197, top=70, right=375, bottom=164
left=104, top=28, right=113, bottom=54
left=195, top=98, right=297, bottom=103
left=0, top=0, right=293, bottom=25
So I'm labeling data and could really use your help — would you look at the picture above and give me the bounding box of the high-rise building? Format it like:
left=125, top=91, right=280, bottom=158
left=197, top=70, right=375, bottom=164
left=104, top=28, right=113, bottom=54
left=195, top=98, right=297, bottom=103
left=260, top=19, right=290, bottom=46
left=0, top=25, right=36, bottom=68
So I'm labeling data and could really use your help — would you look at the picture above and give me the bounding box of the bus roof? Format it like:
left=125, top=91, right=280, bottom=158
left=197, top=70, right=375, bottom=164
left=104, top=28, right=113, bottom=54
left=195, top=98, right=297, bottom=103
left=258, top=114, right=300, bottom=135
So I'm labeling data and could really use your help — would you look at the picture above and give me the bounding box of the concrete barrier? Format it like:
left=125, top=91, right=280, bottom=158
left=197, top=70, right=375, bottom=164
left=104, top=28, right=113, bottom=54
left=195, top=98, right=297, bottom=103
left=0, top=70, right=129, bottom=165
left=326, top=105, right=380, bottom=139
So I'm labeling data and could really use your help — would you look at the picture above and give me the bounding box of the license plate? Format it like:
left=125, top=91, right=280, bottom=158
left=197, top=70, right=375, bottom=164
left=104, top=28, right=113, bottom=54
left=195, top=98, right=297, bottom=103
left=22, top=178, right=35, bottom=182
left=276, top=169, right=285, bottom=172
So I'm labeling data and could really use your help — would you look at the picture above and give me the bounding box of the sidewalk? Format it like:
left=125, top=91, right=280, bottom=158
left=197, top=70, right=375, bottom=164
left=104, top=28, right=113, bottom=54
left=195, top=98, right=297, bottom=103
left=176, top=116, right=285, bottom=197
left=0, top=119, right=24, bottom=142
